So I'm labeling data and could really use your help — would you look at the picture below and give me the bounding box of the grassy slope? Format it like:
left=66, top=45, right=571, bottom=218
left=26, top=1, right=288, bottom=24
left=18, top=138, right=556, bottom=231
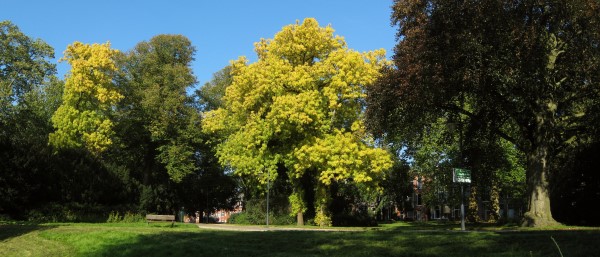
left=1, top=222, right=600, bottom=257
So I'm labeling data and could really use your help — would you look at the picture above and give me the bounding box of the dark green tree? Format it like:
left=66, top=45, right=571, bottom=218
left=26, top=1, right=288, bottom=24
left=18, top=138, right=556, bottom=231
left=0, top=20, right=55, bottom=109
left=112, top=35, right=238, bottom=215
left=110, top=34, right=202, bottom=214
left=196, top=65, right=232, bottom=112
left=0, top=21, right=57, bottom=217
left=115, top=34, right=201, bottom=183
left=367, top=0, right=600, bottom=227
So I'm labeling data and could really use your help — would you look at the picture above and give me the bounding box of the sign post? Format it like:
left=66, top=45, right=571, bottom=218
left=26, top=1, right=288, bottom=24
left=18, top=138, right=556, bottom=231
left=453, top=168, right=471, bottom=231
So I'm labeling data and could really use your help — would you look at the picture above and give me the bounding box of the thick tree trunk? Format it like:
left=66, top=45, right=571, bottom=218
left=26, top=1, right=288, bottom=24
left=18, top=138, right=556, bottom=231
left=522, top=138, right=559, bottom=227
left=297, top=212, right=304, bottom=226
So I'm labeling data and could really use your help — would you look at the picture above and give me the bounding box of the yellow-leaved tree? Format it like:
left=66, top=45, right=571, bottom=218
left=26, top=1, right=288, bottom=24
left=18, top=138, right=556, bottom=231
left=49, top=42, right=122, bottom=155
left=203, top=18, right=392, bottom=226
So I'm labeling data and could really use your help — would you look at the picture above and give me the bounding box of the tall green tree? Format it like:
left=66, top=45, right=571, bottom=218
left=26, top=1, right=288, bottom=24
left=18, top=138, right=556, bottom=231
left=110, top=34, right=226, bottom=215
left=367, top=0, right=600, bottom=227
left=116, top=34, right=201, bottom=183
left=0, top=21, right=57, bottom=216
left=0, top=78, right=63, bottom=217
left=203, top=18, right=393, bottom=226
left=0, top=20, right=55, bottom=110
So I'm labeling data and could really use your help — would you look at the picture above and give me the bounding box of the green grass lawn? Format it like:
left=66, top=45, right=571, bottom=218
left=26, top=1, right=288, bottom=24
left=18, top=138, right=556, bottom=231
left=1, top=221, right=599, bottom=257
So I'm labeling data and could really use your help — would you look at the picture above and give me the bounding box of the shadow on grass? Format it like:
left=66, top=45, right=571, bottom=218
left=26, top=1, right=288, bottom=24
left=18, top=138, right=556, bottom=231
left=84, top=230, right=412, bottom=257
left=0, top=223, right=57, bottom=241
left=384, top=221, right=461, bottom=231
left=381, top=220, right=530, bottom=233
left=83, top=227, right=600, bottom=257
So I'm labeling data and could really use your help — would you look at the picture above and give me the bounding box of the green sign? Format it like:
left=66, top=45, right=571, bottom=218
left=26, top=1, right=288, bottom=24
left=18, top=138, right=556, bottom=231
left=453, top=168, right=471, bottom=183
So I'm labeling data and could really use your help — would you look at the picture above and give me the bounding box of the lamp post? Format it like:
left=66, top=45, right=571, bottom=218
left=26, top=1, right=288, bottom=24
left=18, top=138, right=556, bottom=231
left=448, top=119, right=469, bottom=231
left=453, top=168, right=470, bottom=231
left=266, top=174, right=270, bottom=227
left=262, top=163, right=271, bottom=228
left=461, top=182, right=465, bottom=231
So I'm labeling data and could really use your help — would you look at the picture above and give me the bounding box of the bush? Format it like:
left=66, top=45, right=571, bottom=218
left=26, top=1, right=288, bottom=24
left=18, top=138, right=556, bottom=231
left=22, top=203, right=143, bottom=223
left=227, top=212, right=249, bottom=224
left=26, top=203, right=106, bottom=222
left=269, top=213, right=295, bottom=225
left=227, top=198, right=295, bottom=225
left=123, top=212, right=144, bottom=223
left=107, top=211, right=121, bottom=223
left=107, top=211, right=144, bottom=223
left=228, top=211, right=294, bottom=225
left=0, top=214, right=13, bottom=222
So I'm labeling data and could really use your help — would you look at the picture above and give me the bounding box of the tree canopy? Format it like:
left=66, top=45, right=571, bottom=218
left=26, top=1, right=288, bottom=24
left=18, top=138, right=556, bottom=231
left=49, top=42, right=122, bottom=154
left=367, top=0, right=600, bottom=227
left=203, top=18, right=393, bottom=225
left=0, top=20, right=55, bottom=108
left=117, top=34, right=201, bottom=183
left=1, top=9, right=599, bottom=227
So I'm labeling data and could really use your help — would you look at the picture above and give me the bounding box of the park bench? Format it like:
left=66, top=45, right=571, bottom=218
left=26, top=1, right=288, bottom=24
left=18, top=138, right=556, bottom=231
left=146, top=214, right=176, bottom=227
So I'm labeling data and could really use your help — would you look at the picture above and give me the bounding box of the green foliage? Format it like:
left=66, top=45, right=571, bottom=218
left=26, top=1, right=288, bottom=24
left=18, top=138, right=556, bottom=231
left=156, top=143, right=197, bottom=183
left=24, top=203, right=113, bottom=223
left=196, top=66, right=232, bottom=111
left=227, top=198, right=294, bottom=225
left=0, top=22, right=59, bottom=218
left=369, top=0, right=600, bottom=226
left=288, top=189, right=307, bottom=217
left=228, top=212, right=295, bottom=226
left=115, top=34, right=201, bottom=183
left=226, top=212, right=249, bottom=224
left=314, top=185, right=332, bottom=227
left=106, top=211, right=144, bottom=223
left=106, top=211, right=121, bottom=223
left=0, top=20, right=55, bottom=108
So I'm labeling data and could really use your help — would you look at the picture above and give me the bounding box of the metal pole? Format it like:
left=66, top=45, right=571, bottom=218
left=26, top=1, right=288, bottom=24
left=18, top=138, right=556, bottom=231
left=206, top=191, right=209, bottom=223
left=461, top=183, right=465, bottom=231
left=266, top=178, right=270, bottom=227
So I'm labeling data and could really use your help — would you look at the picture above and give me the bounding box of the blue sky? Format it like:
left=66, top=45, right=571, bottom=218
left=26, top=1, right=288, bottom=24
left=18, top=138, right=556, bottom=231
left=2, top=0, right=397, bottom=91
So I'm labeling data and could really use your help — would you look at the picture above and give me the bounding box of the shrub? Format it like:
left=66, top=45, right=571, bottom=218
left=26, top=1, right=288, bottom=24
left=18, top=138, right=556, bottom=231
left=107, top=211, right=122, bottom=223
left=228, top=198, right=295, bottom=225
left=227, top=212, right=249, bottom=224
left=25, top=203, right=100, bottom=222
left=107, top=211, right=145, bottom=223
left=0, top=214, right=13, bottom=222
left=23, top=203, right=142, bottom=223
left=269, top=213, right=295, bottom=225
left=122, top=212, right=144, bottom=223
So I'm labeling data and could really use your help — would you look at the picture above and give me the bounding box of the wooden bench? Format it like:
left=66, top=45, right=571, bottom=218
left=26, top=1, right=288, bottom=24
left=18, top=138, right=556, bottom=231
left=146, top=214, right=176, bottom=227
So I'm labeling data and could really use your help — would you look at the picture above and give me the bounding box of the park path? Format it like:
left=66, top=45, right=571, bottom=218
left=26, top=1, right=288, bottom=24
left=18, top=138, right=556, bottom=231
left=196, top=223, right=523, bottom=233
left=196, top=223, right=363, bottom=232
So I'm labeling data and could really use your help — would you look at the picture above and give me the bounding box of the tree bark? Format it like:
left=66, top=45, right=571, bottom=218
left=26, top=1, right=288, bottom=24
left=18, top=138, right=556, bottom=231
left=522, top=128, right=559, bottom=227
left=297, top=212, right=304, bottom=226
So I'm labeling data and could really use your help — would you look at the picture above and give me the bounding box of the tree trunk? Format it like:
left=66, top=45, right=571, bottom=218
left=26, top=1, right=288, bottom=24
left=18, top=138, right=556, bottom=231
left=297, top=212, right=304, bottom=226
left=522, top=137, right=559, bottom=227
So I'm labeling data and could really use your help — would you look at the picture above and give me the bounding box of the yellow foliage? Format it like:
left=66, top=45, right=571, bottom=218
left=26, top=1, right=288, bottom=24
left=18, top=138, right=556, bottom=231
left=50, top=41, right=121, bottom=154
left=202, top=18, right=393, bottom=213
